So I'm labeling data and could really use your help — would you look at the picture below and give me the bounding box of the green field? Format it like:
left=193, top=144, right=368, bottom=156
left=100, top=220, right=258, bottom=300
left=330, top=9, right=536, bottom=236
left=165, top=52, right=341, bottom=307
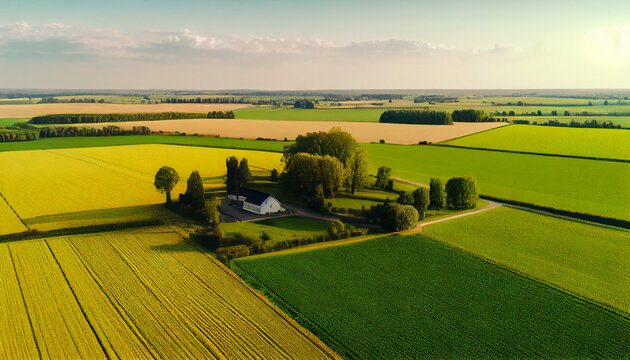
left=0, top=118, right=29, bottom=126
left=364, top=143, right=630, bottom=220
left=236, top=234, right=630, bottom=359
left=423, top=207, right=630, bottom=313
left=0, top=134, right=287, bottom=152
left=234, top=107, right=388, bottom=122
left=0, top=227, right=339, bottom=358
left=442, top=124, right=630, bottom=160
left=220, top=216, right=330, bottom=244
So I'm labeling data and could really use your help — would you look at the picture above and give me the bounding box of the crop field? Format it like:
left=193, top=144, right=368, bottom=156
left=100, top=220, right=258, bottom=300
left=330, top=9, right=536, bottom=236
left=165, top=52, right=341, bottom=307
left=85, top=118, right=507, bottom=144
left=234, top=107, right=388, bottom=122
left=236, top=234, right=630, bottom=359
left=0, top=145, right=281, bottom=228
left=0, top=134, right=288, bottom=152
left=423, top=206, right=630, bottom=313
left=364, top=144, right=630, bottom=220
left=0, top=227, right=339, bottom=359
left=442, top=124, right=630, bottom=160
left=0, top=198, right=26, bottom=235
left=0, top=103, right=251, bottom=119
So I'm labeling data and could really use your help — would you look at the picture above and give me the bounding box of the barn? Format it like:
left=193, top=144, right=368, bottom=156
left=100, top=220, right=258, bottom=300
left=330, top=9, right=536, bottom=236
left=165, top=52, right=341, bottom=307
left=235, top=188, right=284, bottom=215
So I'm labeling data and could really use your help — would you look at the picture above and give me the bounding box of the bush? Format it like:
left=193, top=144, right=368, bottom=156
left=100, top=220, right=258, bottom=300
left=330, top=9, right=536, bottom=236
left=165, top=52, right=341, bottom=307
left=445, top=176, right=478, bottom=209
left=429, top=178, right=444, bottom=210
left=379, top=139, right=385, bottom=144
left=328, top=220, right=345, bottom=239
left=397, top=191, right=414, bottom=205
left=215, top=245, right=250, bottom=259
left=261, top=231, right=271, bottom=241
left=270, top=168, right=279, bottom=181
left=371, top=203, right=419, bottom=232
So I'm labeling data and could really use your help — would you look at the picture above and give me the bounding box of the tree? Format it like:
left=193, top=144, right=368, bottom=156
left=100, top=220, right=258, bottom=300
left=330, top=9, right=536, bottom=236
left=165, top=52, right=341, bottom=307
left=412, top=187, right=430, bottom=220
left=238, top=158, right=252, bottom=190
left=225, top=156, right=239, bottom=195
left=185, top=170, right=205, bottom=210
left=270, top=168, right=279, bottom=181
left=371, top=203, right=418, bottom=231
left=445, top=176, right=478, bottom=209
left=551, top=110, right=558, bottom=116
left=508, top=111, right=515, bottom=116
left=283, top=128, right=358, bottom=166
left=201, top=196, right=220, bottom=225
left=345, top=149, right=370, bottom=194
left=429, top=178, right=444, bottom=210
left=564, top=110, right=571, bottom=116
left=537, top=110, right=542, bottom=116
left=154, top=166, right=179, bottom=204
left=397, top=191, right=414, bottom=205
left=604, top=100, right=609, bottom=105
left=284, top=153, right=344, bottom=197
left=375, top=166, right=392, bottom=188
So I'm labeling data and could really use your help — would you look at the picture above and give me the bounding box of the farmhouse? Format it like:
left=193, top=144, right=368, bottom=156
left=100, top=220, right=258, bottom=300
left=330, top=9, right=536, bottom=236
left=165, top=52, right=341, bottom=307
left=229, top=188, right=284, bottom=215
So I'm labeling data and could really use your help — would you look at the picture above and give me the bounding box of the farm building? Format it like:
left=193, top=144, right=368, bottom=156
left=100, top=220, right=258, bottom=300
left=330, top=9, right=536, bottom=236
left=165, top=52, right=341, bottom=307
left=229, top=188, right=284, bottom=215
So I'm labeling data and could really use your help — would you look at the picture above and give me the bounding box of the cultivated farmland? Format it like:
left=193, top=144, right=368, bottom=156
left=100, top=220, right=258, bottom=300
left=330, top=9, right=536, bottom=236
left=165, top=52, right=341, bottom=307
left=83, top=118, right=507, bottom=144
left=442, top=124, right=630, bottom=160
left=0, top=103, right=250, bottom=119
left=423, top=206, right=630, bottom=313
left=365, top=143, right=630, bottom=220
left=236, top=234, right=630, bottom=359
left=0, top=199, right=25, bottom=235
left=0, top=227, right=340, bottom=359
left=0, top=144, right=281, bottom=227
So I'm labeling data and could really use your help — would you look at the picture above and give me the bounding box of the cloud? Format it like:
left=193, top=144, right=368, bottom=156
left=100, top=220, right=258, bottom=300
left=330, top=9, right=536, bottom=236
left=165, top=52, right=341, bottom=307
left=0, top=21, right=521, bottom=63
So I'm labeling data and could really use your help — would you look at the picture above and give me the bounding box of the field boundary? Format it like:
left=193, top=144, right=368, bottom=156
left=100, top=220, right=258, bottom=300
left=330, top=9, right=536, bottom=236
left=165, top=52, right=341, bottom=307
left=0, top=219, right=164, bottom=243
left=433, top=143, right=630, bottom=163
left=0, top=191, right=28, bottom=229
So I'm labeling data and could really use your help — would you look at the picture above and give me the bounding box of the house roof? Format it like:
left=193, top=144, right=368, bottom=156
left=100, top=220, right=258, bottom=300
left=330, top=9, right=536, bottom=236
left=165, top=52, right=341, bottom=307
left=240, top=188, right=272, bottom=206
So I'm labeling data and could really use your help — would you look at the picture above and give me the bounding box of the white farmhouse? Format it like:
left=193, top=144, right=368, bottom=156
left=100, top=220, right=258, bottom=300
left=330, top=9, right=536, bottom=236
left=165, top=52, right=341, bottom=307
left=230, top=188, right=284, bottom=215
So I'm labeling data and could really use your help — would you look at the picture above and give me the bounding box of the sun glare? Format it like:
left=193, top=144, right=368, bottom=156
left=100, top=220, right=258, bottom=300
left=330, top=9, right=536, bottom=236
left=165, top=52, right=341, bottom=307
left=586, top=25, right=630, bottom=66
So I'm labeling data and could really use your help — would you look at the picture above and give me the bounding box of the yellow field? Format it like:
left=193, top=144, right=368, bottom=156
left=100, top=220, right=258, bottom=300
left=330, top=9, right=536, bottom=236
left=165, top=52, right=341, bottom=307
left=84, top=118, right=507, bottom=144
left=0, top=144, right=281, bottom=222
left=0, top=227, right=339, bottom=359
left=0, top=198, right=26, bottom=235
left=0, top=103, right=251, bottom=119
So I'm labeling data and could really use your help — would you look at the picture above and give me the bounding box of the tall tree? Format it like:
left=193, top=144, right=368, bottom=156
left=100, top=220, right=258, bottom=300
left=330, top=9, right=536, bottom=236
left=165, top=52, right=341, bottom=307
left=375, top=166, right=392, bottom=189
left=429, top=178, right=444, bottom=210
left=412, top=187, right=430, bottom=220
left=345, top=149, right=370, bottom=194
left=154, top=166, right=180, bottom=204
left=186, top=170, right=205, bottom=210
left=238, top=158, right=252, bottom=190
left=225, top=156, right=239, bottom=195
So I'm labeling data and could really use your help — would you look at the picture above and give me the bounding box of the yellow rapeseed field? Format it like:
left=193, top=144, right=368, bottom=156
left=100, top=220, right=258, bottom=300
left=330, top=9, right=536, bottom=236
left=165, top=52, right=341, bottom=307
left=0, top=144, right=281, bottom=221
left=0, top=227, right=340, bottom=359
left=0, top=199, right=26, bottom=235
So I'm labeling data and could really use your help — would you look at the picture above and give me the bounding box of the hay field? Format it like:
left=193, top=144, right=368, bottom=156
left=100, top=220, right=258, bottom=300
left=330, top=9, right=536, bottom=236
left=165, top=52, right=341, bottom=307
left=84, top=118, right=507, bottom=144
left=443, top=124, right=630, bottom=160
left=423, top=206, right=630, bottom=313
left=0, top=103, right=251, bottom=119
left=0, top=227, right=339, bottom=359
left=0, top=145, right=281, bottom=221
left=236, top=234, right=630, bottom=359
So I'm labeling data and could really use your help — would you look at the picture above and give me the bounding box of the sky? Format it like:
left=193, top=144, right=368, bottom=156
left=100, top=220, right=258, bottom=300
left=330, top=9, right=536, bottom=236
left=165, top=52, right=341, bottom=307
left=0, top=0, right=629, bottom=90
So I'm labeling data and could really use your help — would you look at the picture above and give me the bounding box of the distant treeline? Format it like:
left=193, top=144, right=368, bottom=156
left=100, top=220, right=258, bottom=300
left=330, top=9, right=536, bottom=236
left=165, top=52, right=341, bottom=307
left=414, top=95, right=458, bottom=103
left=379, top=110, right=453, bottom=125
left=161, top=97, right=278, bottom=105
left=451, top=109, right=492, bottom=122
left=30, top=111, right=234, bottom=124
left=293, top=100, right=315, bottom=109
left=513, top=119, right=621, bottom=129
left=0, top=125, right=151, bottom=142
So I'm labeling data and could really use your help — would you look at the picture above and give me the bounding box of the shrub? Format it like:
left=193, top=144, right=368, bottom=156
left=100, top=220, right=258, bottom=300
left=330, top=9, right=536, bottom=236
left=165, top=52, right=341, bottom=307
left=445, top=176, right=478, bottom=209
left=429, top=178, right=444, bottom=210
left=371, top=203, right=418, bottom=232
left=270, top=168, right=279, bottom=181
left=215, top=245, right=250, bottom=259
left=397, top=191, right=414, bottom=205
left=261, top=231, right=271, bottom=241
left=379, top=139, right=385, bottom=144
